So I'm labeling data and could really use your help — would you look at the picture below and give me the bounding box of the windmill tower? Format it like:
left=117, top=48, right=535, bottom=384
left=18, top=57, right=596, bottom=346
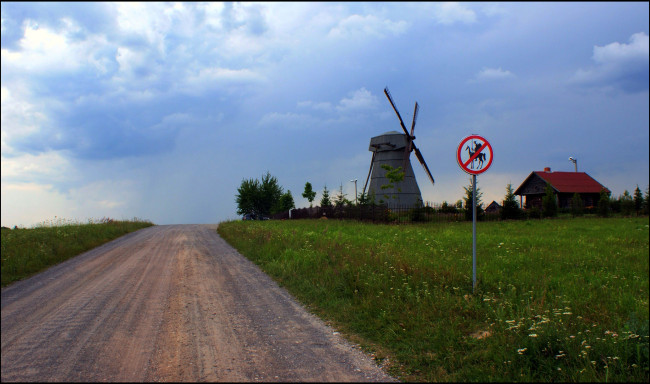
left=362, top=88, right=435, bottom=206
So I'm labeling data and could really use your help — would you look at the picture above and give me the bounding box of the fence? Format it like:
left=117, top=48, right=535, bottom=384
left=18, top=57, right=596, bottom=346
left=270, top=203, right=502, bottom=224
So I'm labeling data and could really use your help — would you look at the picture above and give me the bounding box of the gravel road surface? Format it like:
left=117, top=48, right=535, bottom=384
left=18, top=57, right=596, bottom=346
left=1, top=224, right=396, bottom=382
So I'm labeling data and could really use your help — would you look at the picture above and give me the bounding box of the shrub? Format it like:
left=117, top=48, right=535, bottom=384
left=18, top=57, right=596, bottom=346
left=570, top=192, right=584, bottom=217
left=542, top=182, right=558, bottom=218
left=598, top=188, right=611, bottom=217
left=527, top=207, right=542, bottom=219
left=410, top=206, right=427, bottom=222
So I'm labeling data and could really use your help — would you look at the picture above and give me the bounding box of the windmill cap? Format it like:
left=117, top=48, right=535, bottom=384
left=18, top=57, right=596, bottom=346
left=369, top=131, right=407, bottom=151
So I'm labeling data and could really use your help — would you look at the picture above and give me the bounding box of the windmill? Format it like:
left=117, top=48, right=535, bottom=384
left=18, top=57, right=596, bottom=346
left=362, top=87, right=435, bottom=207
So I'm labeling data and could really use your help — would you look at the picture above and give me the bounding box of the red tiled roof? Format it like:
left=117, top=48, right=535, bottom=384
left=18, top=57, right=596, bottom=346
left=535, top=171, right=608, bottom=194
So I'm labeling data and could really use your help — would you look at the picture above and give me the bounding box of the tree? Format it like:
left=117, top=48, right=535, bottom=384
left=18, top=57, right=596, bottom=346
left=501, top=183, right=522, bottom=220
left=236, top=178, right=261, bottom=216
left=598, top=188, right=611, bottom=217
left=320, top=185, right=332, bottom=208
left=302, top=182, right=317, bottom=208
left=357, top=191, right=370, bottom=206
left=273, top=190, right=295, bottom=214
left=235, top=171, right=284, bottom=217
left=542, top=182, right=558, bottom=218
left=334, top=183, right=350, bottom=208
left=633, top=185, right=643, bottom=215
left=644, top=186, right=650, bottom=215
left=619, top=190, right=634, bottom=216
left=463, top=177, right=484, bottom=221
left=570, top=192, right=584, bottom=217
left=259, top=171, right=283, bottom=216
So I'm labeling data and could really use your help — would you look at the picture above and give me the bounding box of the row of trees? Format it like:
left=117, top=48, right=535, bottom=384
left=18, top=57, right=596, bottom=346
left=236, top=174, right=483, bottom=219
left=236, top=172, right=650, bottom=220
left=301, top=182, right=356, bottom=209
left=235, top=172, right=356, bottom=218
left=301, top=165, right=405, bottom=209
left=605, top=186, right=649, bottom=216
left=571, top=185, right=650, bottom=218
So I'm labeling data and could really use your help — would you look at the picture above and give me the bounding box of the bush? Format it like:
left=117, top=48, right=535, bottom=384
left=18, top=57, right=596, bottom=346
left=439, top=201, right=458, bottom=214
left=527, top=207, right=542, bottom=219
left=410, top=206, right=427, bottom=222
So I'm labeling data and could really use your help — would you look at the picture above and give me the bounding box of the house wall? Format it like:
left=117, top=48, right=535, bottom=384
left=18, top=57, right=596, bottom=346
left=518, top=174, right=548, bottom=195
left=520, top=175, right=551, bottom=210
left=524, top=194, right=545, bottom=210
left=559, top=193, right=600, bottom=209
left=526, top=192, right=601, bottom=210
left=582, top=193, right=600, bottom=208
left=558, top=193, right=573, bottom=209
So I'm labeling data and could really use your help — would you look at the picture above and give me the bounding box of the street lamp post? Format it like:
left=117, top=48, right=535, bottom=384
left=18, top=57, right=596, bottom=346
left=350, top=179, right=358, bottom=205
left=569, top=157, right=578, bottom=172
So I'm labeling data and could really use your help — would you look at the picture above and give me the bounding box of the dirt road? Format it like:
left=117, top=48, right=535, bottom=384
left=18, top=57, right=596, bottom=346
left=1, top=224, right=396, bottom=382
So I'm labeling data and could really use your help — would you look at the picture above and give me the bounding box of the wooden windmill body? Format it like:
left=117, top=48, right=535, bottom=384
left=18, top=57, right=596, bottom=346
left=362, top=88, right=435, bottom=207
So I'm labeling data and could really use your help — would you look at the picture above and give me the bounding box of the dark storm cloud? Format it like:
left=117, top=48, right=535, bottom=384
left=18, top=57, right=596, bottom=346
left=2, top=2, right=648, bottom=226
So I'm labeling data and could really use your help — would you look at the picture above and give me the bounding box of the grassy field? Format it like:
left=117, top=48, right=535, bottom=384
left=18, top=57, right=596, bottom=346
left=1, top=217, right=154, bottom=287
left=218, top=217, right=649, bottom=382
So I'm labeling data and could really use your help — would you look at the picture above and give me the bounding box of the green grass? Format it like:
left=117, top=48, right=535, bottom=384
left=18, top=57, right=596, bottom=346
left=1, top=217, right=154, bottom=287
left=218, top=217, right=649, bottom=382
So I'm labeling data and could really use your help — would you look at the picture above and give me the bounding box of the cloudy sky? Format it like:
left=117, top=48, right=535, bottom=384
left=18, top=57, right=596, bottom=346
left=2, top=2, right=649, bottom=226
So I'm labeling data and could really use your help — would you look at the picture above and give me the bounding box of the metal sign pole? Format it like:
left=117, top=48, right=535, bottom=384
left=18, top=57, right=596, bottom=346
left=456, top=134, right=492, bottom=295
left=472, top=174, right=477, bottom=293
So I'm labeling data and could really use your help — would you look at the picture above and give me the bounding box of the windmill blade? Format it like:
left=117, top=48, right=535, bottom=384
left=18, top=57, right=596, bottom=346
left=384, top=88, right=410, bottom=136
left=410, top=102, right=419, bottom=137
left=363, top=151, right=375, bottom=195
left=412, top=143, right=435, bottom=187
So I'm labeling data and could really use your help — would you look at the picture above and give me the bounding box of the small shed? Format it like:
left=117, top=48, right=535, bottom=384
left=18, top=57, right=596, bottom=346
left=514, top=167, right=609, bottom=210
left=485, top=201, right=502, bottom=213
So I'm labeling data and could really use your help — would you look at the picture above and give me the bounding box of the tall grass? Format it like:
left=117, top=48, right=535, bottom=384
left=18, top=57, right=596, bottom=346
left=218, top=217, right=649, bottom=382
left=1, top=217, right=154, bottom=287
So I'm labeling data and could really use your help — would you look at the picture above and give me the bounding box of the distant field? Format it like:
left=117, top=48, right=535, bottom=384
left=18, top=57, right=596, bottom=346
left=218, top=217, right=649, bottom=382
left=1, top=218, right=154, bottom=287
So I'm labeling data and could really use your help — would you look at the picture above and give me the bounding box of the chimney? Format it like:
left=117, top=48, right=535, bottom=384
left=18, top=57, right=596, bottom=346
left=544, top=167, right=551, bottom=172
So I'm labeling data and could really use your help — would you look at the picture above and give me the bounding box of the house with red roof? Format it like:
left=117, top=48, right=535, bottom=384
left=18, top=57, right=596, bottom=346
left=514, top=167, right=609, bottom=210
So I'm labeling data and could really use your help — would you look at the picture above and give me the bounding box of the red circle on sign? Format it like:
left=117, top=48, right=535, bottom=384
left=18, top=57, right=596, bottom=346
left=456, top=135, right=493, bottom=175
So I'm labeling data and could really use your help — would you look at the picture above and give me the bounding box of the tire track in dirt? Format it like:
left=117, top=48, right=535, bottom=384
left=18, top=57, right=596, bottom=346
left=2, top=224, right=396, bottom=382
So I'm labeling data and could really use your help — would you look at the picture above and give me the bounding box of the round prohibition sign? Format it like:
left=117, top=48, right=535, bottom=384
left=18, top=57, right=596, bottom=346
left=457, top=135, right=493, bottom=175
